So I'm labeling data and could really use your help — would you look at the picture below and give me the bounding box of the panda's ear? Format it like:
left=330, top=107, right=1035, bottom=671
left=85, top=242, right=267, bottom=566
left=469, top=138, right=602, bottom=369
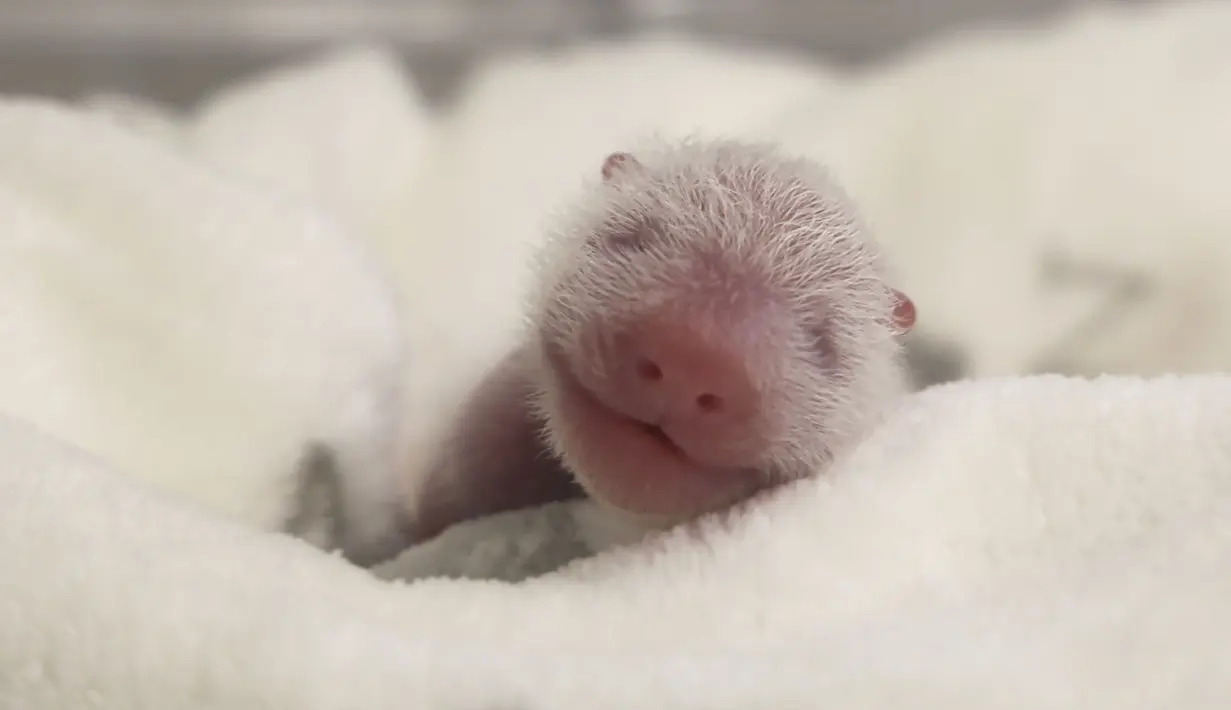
left=891, top=289, right=916, bottom=334
left=600, top=152, right=643, bottom=181
left=409, top=345, right=585, bottom=543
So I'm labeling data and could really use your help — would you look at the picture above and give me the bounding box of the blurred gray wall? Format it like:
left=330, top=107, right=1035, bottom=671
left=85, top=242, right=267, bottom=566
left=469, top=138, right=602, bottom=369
left=0, top=0, right=1151, bottom=107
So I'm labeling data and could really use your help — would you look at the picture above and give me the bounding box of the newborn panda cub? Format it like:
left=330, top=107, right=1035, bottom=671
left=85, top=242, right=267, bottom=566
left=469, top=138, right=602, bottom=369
left=376, top=137, right=916, bottom=582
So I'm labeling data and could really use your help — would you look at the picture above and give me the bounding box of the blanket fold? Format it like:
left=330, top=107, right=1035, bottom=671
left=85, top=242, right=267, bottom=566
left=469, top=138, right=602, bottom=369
left=4, top=375, right=1231, bottom=709
left=5, top=2, right=1231, bottom=708
left=0, top=97, right=410, bottom=562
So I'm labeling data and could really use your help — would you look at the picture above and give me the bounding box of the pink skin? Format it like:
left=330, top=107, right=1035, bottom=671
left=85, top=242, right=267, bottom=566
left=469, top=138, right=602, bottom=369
left=409, top=138, right=915, bottom=543
left=409, top=346, right=584, bottom=542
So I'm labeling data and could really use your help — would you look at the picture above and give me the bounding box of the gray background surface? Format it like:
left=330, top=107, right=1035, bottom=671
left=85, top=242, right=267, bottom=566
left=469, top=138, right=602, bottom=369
left=0, top=0, right=1154, bottom=107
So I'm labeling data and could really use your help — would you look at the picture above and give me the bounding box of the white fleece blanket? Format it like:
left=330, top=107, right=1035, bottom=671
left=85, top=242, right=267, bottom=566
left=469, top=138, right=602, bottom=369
left=84, top=0, right=1231, bottom=386
left=4, top=375, right=1231, bottom=708
left=0, top=98, right=411, bottom=564
left=5, top=0, right=1231, bottom=707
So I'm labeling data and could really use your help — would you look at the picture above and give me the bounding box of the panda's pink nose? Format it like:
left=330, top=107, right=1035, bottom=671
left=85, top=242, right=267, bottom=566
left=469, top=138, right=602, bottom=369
left=593, top=317, right=761, bottom=460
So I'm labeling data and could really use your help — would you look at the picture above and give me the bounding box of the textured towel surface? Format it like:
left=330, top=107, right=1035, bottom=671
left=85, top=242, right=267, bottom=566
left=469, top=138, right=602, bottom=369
left=4, top=1, right=1231, bottom=707
left=138, top=1, right=1231, bottom=393
left=772, top=0, right=1231, bottom=379
left=3, top=375, right=1230, bottom=709
left=0, top=97, right=410, bottom=562
left=73, top=0, right=1231, bottom=506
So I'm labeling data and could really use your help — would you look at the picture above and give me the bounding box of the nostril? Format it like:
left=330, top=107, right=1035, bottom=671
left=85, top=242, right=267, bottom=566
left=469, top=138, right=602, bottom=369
left=695, top=393, right=722, bottom=412
left=635, top=357, right=663, bottom=381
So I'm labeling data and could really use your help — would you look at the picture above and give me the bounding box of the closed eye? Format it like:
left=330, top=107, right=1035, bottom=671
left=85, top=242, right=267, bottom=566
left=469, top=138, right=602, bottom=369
left=595, top=217, right=661, bottom=255
left=806, top=322, right=838, bottom=366
left=608, top=226, right=651, bottom=253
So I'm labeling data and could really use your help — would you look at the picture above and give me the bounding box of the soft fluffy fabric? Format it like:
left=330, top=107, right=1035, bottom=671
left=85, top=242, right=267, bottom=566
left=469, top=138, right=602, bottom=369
left=773, top=0, right=1231, bottom=378
left=4, top=375, right=1231, bottom=708
left=4, top=1, right=1231, bottom=707
left=0, top=97, right=410, bottom=562
left=104, top=0, right=1231, bottom=393
left=71, top=0, right=1231, bottom=513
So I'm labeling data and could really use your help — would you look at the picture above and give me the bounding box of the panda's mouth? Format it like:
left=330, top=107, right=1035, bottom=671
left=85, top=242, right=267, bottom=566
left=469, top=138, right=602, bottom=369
left=541, top=347, right=766, bottom=519
left=569, top=373, right=698, bottom=465
left=627, top=415, right=681, bottom=451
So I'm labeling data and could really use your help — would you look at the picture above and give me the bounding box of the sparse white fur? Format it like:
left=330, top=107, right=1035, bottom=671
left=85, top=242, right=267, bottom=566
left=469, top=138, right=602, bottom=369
left=529, top=137, right=909, bottom=515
